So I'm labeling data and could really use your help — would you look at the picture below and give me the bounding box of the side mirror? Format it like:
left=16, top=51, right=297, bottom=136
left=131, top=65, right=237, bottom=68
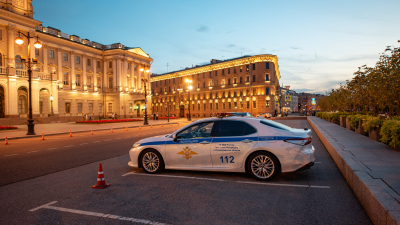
left=173, top=134, right=178, bottom=142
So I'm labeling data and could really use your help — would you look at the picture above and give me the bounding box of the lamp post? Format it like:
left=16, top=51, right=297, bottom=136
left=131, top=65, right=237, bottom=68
left=15, top=31, right=42, bottom=135
left=185, top=79, right=192, bottom=121
left=50, top=95, right=54, bottom=116
left=141, top=68, right=150, bottom=125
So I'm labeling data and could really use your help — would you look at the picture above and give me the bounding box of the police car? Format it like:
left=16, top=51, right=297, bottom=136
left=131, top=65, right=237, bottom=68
left=128, top=113, right=315, bottom=181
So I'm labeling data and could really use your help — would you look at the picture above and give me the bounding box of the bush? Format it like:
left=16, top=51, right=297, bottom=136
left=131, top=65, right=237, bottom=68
left=348, top=114, right=369, bottom=129
left=362, top=116, right=385, bottom=132
left=339, top=112, right=349, bottom=118
left=316, top=112, right=322, bottom=118
left=380, top=119, right=400, bottom=148
left=329, top=113, right=340, bottom=121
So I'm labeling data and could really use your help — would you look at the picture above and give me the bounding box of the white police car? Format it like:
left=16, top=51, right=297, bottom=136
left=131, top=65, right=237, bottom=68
left=128, top=114, right=315, bottom=181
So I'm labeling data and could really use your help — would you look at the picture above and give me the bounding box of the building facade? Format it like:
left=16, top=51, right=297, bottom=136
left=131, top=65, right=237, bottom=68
left=150, top=55, right=281, bottom=117
left=280, top=87, right=298, bottom=113
left=0, top=0, right=152, bottom=122
left=298, top=93, right=324, bottom=112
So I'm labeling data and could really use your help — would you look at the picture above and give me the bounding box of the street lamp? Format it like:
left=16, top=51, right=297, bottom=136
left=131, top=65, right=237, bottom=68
left=15, top=31, right=42, bottom=135
left=185, top=79, right=192, bottom=121
left=50, top=95, right=54, bottom=116
left=141, top=68, right=150, bottom=125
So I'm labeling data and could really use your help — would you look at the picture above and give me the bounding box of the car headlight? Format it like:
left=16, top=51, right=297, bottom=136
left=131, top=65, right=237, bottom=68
left=133, top=143, right=141, bottom=148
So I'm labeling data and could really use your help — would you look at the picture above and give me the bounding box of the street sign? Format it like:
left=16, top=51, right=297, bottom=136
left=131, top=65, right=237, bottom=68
left=286, top=91, right=289, bottom=95
left=185, top=104, right=188, bottom=108
left=285, top=95, right=291, bottom=101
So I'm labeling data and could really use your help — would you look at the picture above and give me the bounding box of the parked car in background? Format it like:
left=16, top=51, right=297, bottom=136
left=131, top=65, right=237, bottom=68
left=256, top=113, right=272, bottom=119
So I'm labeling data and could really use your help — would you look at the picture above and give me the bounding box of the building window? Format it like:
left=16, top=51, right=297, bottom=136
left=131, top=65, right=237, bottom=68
left=252, top=75, right=256, bottom=82
left=253, top=88, right=256, bottom=96
left=97, top=61, right=101, bottom=68
left=240, top=77, right=243, bottom=83
left=221, top=70, right=224, bottom=75
left=210, top=103, right=212, bottom=110
left=228, top=79, right=231, bottom=85
left=129, top=103, right=133, bottom=112
left=203, top=73, right=205, bottom=78
left=234, top=91, right=237, bottom=97
left=216, top=102, right=219, bottom=110
left=247, top=101, right=250, bottom=108
left=87, top=59, right=91, bottom=66
left=223, top=103, right=225, bottom=109
left=89, top=103, right=93, bottom=113
left=215, top=80, right=218, bottom=86
left=127, top=63, right=130, bottom=69
left=18, top=95, right=27, bottom=114
left=222, top=79, right=225, bottom=86
left=108, top=77, right=113, bottom=88
left=108, top=103, right=113, bottom=112
left=253, top=64, right=256, bottom=70
left=15, top=55, right=23, bottom=69
left=65, top=103, right=70, bottom=113
left=49, top=50, right=54, bottom=58
left=215, top=71, right=218, bottom=76
left=197, top=83, right=200, bottom=88
left=233, top=78, right=237, bottom=84
left=63, top=72, right=69, bottom=85
left=228, top=68, right=231, bottom=74
left=39, top=101, right=43, bottom=114
left=203, top=82, right=205, bottom=88
left=209, top=72, right=212, bottom=77
left=193, top=104, right=195, bottom=110
left=63, top=53, right=68, bottom=61
left=253, top=101, right=256, bottom=108
left=198, top=103, right=200, bottom=110
left=109, top=61, right=112, bottom=68
left=99, top=103, right=103, bottom=113
left=246, top=76, right=249, bottom=82
left=35, top=48, right=39, bottom=56
left=234, top=68, right=236, bottom=73
left=266, top=63, right=269, bottom=69
left=87, top=76, right=92, bottom=87
left=266, top=88, right=269, bottom=95
left=76, top=74, right=81, bottom=86
left=240, top=102, right=243, bottom=109
left=240, top=67, right=243, bottom=73
left=246, top=65, right=249, bottom=71
left=266, top=100, right=270, bottom=108
left=97, top=77, right=101, bottom=88
left=265, top=74, right=269, bottom=81
left=234, top=102, right=237, bottom=109
left=0, top=29, right=2, bottom=40
left=229, top=102, right=231, bottom=109
left=209, top=81, right=212, bottom=87
left=204, top=104, right=206, bottom=110
left=75, top=56, right=80, bottom=64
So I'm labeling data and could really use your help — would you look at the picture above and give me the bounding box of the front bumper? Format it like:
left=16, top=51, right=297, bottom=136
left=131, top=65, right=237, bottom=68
left=128, top=147, right=141, bottom=168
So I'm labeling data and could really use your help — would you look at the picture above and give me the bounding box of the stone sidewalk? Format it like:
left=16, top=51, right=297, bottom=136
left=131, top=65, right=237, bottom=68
left=0, top=118, right=193, bottom=140
left=308, top=116, right=400, bottom=225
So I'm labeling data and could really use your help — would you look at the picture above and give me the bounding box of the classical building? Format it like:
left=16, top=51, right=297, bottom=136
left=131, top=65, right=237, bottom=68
left=150, top=55, right=281, bottom=117
left=280, top=87, right=298, bottom=113
left=298, top=93, right=324, bottom=112
left=0, top=0, right=152, bottom=123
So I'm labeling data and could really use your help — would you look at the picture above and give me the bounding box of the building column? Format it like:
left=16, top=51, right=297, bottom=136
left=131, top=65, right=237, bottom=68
left=130, top=62, right=134, bottom=90
left=83, top=55, right=87, bottom=90
left=138, top=64, right=142, bottom=90
left=70, top=51, right=75, bottom=89
left=116, top=58, right=122, bottom=90
left=57, top=48, right=63, bottom=87
left=112, top=59, right=117, bottom=90
left=6, top=24, right=16, bottom=67
left=93, top=58, right=97, bottom=91
left=121, top=58, right=127, bottom=91
left=52, top=81, right=59, bottom=115
left=32, top=80, right=39, bottom=116
left=8, top=78, right=18, bottom=117
left=103, top=60, right=107, bottom=88
left=43, top=45, right=48, bottom=74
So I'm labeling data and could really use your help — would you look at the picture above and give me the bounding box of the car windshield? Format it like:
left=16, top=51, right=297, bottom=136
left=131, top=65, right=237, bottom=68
left=260, top=119, right=292, bottom=131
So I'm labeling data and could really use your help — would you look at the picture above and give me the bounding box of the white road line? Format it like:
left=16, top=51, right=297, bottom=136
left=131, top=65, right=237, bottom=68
left=29, top=201, right=169, bottom=225
left=64, top=145, right=74, bottom=148
left=122, top=172, right=135, bottom=176
left=4, top=154, right=18, bottom=157
left=237, top=181, right=330, bottom=189
left=27, top=151, right=39, bottom=153
left=125, top=172, right=225, bottom=182
left=79, top=143, right=88, bottom=145
left=93, top=141, right=101, bottom=143
left=47, top=148, right=58, bottom=150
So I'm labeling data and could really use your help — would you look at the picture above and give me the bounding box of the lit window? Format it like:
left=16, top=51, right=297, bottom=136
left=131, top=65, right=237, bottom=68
left=108, top=103, right=113, bottom=112
left=63, top=53, right=68, bottom=61
left=49, top=50, right=54, bottom=58
left=76, top=74, right=81, bottom=86
left=89, top=103, right=93, bottom=113
left=63, top=72, right=69, bottom=85
left=87, top=59, right=91, bottom=66
left=75, top=56, right=80, bottom=64
left=77, top=103, right=82, bottom=113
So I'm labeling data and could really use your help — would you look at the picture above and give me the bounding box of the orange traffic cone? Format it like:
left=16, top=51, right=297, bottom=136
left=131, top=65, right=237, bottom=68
left=69, top=131, right=72, bottom=137
left=139, top=126, right=141, bottom=129
left=41, top=133, right=45, bottom=141
left=111, top=128, right=113, bottom=133
left=92, top=163, right=110, bottom=189
left=126, top=126, right=128, bottom=131
left=91, top=129, right=93, bottom=135
left=4, top=137, right=9, bottom=145
left=151, top=124, right=153, bottom=128
left=170, top=123, right=172, bottom=126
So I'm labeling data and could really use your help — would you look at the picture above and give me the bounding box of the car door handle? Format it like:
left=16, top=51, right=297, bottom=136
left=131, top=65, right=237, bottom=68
left=200, top=141, right=210, bottom=144
left=241, top=139, right=253, bottom=143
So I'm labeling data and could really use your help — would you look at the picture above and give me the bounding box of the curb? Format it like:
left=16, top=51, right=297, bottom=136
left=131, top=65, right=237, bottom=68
left=0, top=122, right=182, bottom=141
left=307, top=116, right=400, bottom=225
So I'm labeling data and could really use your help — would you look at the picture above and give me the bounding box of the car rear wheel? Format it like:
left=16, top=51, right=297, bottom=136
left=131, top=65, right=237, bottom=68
left=247, top=152, right=279, bottom=181
left=140, top=149, right=164, bottom=174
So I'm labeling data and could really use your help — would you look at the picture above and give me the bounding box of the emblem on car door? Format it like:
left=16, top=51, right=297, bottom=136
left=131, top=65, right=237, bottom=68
left=177, top=147, right=198, bottom=160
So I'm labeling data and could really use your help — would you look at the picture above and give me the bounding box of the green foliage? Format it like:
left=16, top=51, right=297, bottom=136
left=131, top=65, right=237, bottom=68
left=315, top=112, right=322, bottom=118
left=380, top=120, right=400, bottom=148
left=348, top=114, right=369, bottom=129
left=362, top=116, right=385, bottom=132
left=329, top=113, right=340, bottom=121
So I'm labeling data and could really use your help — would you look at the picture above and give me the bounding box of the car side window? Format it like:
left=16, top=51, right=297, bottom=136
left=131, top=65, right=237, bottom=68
left=176, top=122, right=214, bottom=139
left=216, top=120, right=256, bottom=137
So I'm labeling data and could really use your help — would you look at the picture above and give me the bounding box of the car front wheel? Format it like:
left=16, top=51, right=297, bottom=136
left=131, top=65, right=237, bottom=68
left=247, top=152, right=279, bottom=181
left=140, top=149, right=164, bottom=173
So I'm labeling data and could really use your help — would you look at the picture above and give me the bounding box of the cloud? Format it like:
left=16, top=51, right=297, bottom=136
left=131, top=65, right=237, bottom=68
left=227, top=44, right=235, bottom=48
left=290, top=46, right=301, bottom=50
left=196, top=25, right=209, bottom=32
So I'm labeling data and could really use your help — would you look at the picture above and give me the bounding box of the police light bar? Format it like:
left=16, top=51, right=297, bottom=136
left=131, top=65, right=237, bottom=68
left=216, top=113, right=235, bottom=118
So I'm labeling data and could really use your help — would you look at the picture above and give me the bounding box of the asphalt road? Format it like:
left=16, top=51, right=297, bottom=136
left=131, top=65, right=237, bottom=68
left=0, top=120, right=372, bottom=225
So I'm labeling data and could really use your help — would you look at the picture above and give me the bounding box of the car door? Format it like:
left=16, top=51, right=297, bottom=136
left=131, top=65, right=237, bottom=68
left=165, top=121, right=215, bottom=169
left=210, top=120, right=258, bottom=170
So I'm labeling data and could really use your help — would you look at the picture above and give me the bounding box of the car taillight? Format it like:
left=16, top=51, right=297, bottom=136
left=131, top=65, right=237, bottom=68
left=284, top=137, right=311, bottom=146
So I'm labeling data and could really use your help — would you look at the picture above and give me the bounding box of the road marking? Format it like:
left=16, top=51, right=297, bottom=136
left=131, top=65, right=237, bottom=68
left=28, top=151, right=39, bottom=153
left=93, top=141, right=101, bottom=143
left=64, top=145, right=74, bottom=148
left=79, top=143, right=88, bottom=145
left=4, top=154, right=18, bottom=157
left=47, top=148, right=58, bottom=150
left=124, top=173, right=330, bottom=189
left=237, top=181, right=330, bottom=189
left=29, top=201, right=169, bottom=225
